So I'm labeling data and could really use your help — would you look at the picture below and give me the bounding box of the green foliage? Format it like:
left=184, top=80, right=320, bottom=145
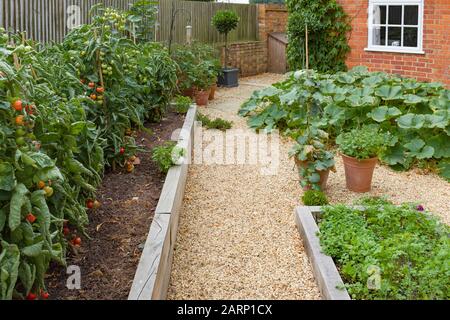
left=319, top=201, right=450, bottom=299
left=301, top=190, right=329, bottom=206
left=151, top=142, right=185, bottom=174
left=0, top=5, right=178, bottom=299
left=211, top=10, right=240, bottom=36
left=336, top=126, right=392, bottom=159
left=197, top=113, right=233, bottom=131
left=127, top=0, right=158, bottom=42
left=173, top=95, right=192, bottom=114
left=288, top=125, right=335, bottom=190
left=286, top=0, right=350, bottom=72
left=239, top=67, right=450, bottom=180
left=172, top=42, right=220, bottom=91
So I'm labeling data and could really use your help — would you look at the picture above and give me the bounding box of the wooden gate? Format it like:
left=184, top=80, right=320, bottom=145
left=268, top=32, right=288, bottom=74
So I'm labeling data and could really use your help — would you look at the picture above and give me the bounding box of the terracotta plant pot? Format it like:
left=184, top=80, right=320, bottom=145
left=209, top=84, right=217, bottom=100
left=195, top=89, right=211, bottom=106
left=341, top=154, right=378, bottom=193
left=294, top=158, right=330, bottom=190
left=182, top=87, right=195, bottom=98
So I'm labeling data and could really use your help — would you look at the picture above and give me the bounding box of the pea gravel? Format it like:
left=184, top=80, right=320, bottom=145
left=167, top=74, right=450, bottom=300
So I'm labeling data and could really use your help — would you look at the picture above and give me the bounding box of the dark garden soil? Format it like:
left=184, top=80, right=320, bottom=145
left=46, top=111, right=185, bottom=300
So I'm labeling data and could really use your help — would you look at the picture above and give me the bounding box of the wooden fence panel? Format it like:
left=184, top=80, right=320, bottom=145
left=0, top=0, right=258, bottom=44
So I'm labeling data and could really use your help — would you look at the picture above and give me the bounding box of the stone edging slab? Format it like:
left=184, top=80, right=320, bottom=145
left=294, top=206, right=351, bottom=300
left=128, top=105, right=197, bottom=300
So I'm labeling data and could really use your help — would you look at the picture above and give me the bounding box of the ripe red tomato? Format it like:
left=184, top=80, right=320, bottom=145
left=26, top=293, right=37, bottom=300
left=120, top=147, right=125, bottom=154
left=63, top=227, right=70, bottom=236
left=96, top=87, right=105, bottom=94
left=73, top=237, right=82, bottom=245
left=26, top=213, right=36, bottom=224
left=88, top=82, right=95, bottom=88
left=12, top=100, right=23, bottom=111
left=41, top=291, right=49, bottom=299
left=86, top=199, right=94, bottom=209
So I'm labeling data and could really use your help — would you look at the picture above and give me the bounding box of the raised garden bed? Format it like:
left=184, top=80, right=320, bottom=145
left=296, top=202, right=450, bottom=300
left=46, top=111, right=187, bottom=300
left=294, top=206, right=351, bottom=300
left=128, top=105, right=197, bottom=300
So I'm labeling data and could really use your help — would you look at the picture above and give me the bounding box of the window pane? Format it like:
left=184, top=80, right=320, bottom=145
left=373, top=5, right=386, bottom=24
left=404, top=27, right=418, bottom=47
left=404, top=6, right=419, bottom=25
left=372, top=26, right=386, bottom=45
left=388, top=6, right=402, bottom=25
left=388, top=27, right=401, bottom=46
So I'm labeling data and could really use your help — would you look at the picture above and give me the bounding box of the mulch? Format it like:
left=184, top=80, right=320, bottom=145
left=46, top=111, right=185, bottom=300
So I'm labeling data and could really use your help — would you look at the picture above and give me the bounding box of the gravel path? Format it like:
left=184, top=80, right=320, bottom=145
left=167, top=74, right=321, bottom=300
left=167, top=73, right=450, bottom=300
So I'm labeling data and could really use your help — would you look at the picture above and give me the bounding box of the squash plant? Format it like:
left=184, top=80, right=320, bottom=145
left=288, top=125, right=335, bottom=190
left=240, top=67, right=450, bottom=180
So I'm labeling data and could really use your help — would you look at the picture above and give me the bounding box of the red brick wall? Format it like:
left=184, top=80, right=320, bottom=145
left=337, top=0, right=450, bottom=86
left=258, top=4, right=289, bottom=41
left=222, top=41, right=268, bottom=77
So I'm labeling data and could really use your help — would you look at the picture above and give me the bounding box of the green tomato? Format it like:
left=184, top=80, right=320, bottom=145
left=16, top=137, right=26, bottom=146
left=16, top=128, right=27, bottom=137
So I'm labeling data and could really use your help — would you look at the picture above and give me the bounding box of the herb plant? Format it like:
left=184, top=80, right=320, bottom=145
left=302, top=190, right=329, bottom=206
left=151, top=142, right=185, bottom=174
left=173, top=95, right=192, bottom=114
left=197, top=113, right=233, bottom=131
left=336, top=127, right=392, bottom=160
left=319, top=200, right=450, bottom=300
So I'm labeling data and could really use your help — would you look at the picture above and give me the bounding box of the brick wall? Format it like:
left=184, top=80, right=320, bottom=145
left=222, top=41, right=268, bottom=77
left=258, top=4, right=289, bottom=41
left=221, top=4, right=288, bottom=77
left=337, top=0, right=450, bottom=86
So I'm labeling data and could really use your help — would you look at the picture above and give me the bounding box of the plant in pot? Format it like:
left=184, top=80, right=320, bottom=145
left=336, top=126, right=391, bottom=192
left=171, top=45, right=196, bottom=98
left=193, top=61, right=213, bottom=106
left=288, top=126, right=336, bottom=191
left=212, top=10, right=240, bottom=88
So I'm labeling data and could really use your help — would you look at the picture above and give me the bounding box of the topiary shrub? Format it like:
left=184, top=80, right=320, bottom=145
left=302, top=190, right=329, bottom=206
left=286, top=0, right=351, bottom=73
left=212, top=10, right=239, bottom=69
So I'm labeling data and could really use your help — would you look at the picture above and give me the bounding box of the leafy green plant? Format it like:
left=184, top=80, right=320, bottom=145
left=0, top=4, right=178, bottom=299
left=319, top=200, right=450, bottom=299
left=197, top=113, right=233, bottom=131
left=173, top=95, right=192, bottom=114
left=151, top=142, right=185, bottom=174
left=239, top=67, right=450, bottom=180
left=286, top=0, right=350, bottom=72
left=212, top=10, right=239, bottom=69
left=301, top=190, right=329, bottom=206
left=288, top=125, right=335, bottom=190
left=336, top=126, right=392, bottom=160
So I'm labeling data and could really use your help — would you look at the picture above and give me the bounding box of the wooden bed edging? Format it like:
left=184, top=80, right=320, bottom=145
left=128, top=105, right=197, bottom=300
left=294, top=206, right=351, bottom=300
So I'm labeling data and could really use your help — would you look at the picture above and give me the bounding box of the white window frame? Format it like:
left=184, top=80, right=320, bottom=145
left=366, top=0, right=424, bottom=54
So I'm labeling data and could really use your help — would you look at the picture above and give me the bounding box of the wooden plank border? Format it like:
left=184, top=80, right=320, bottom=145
left=294, top=206, right=351, bottom=300
left=128, top=105, right=197, bottom=300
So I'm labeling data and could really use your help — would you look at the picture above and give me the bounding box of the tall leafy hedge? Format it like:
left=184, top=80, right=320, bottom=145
left=286, top=0, right=351, bottom=72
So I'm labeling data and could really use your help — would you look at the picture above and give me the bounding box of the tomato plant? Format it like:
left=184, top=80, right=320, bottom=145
left=0, top=2, right=177, bottom=299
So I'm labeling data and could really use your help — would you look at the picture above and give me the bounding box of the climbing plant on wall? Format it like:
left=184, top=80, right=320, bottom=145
left=286, top=0, right=351, bottom=73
